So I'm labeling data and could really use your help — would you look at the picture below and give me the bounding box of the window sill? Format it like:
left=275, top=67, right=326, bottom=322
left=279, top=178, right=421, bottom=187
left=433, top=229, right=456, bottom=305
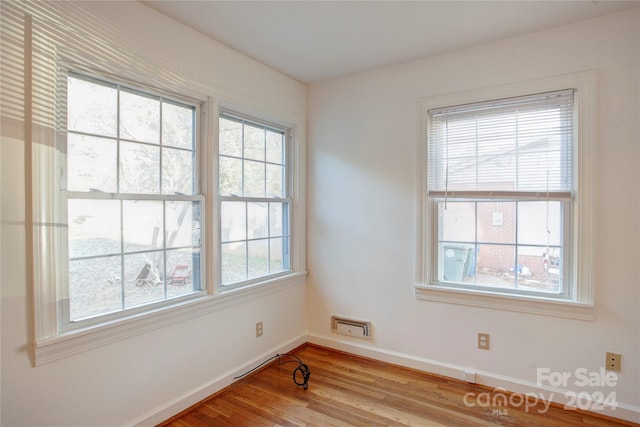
left=34, top=271, right=307, bottom=366
left=414, top=284, right=594, bottom=321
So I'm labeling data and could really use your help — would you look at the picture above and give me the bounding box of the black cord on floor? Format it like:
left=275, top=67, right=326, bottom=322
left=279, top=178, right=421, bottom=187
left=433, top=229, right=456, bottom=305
left=233, top=353, right=311, bottom=390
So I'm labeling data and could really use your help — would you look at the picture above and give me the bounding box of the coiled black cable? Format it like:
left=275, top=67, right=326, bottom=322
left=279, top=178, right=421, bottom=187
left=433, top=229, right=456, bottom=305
left=233, top=353, right=311, bottom=390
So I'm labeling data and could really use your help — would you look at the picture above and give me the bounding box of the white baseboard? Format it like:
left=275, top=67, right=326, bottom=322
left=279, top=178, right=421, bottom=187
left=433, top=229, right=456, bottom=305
left=125, top=334, right=307, bottom=427
left=307, top=333, right=640, bottom=425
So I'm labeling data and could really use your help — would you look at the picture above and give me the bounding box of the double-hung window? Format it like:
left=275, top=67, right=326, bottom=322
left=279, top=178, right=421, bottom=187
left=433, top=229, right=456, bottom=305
left=64, top=72, right=204, bottom=325
left=33, top=62, right=304, bottom=363
left=419, top=73, right=594, bottom=316
left=218, top=113, right=291, bottom=287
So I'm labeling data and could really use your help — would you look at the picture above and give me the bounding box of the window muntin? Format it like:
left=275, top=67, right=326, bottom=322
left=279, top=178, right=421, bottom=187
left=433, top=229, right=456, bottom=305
left=427, top=89, right=574, bottom=297
left=65, top=73, right=203, bottom=323
left=218, top=113, right=290, bottom=287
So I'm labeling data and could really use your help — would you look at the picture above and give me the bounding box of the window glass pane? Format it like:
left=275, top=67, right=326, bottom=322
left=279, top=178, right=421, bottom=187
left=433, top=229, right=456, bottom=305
left=162, top=101, right=194, bottom=150
left=269, top=237, right=285, bottom=274
left=244, top=123, right=265, bottom=161
left=248, top=239, right=269, bottom=279
left=123, top=252, right=164, bottom=307
left=269, top=203, right=284, bottom=237
left=65, top=72, right=202, bottom=324
left=219, top=156, right=242, bottom=196
left=162, top=147, right=194, bottom=195
left=516, top=245, right=561, bottom=293
left=166, top=201, right=199, bottom=249
left=266, top=129, right=284, bottom=164
left=67, top=76, right=117, bottom=137
left=477, top=202, right=515, bottom=244
left=166, top=248, right=199, bottom=298
left=222, top=242, right=246, bottom=285
left=248, top=202, right=268, bottom=239
left=219, top=114, right=290, bottom=287
left=120, top=141, right=160, bottom=194
left=119, top=89, right=160, bottom=144
left=440, top=202, right=475, bottom=242
left=243, top=160, right=265, bottom=197
left=473, top=243, right=515, bottom=288
left=67, top=134, right=117, bottom=193
left=69, top=255, right=122, bottom=321
left=266, top=164, right=284, bottom=198
left=219, top=117, right=243, bottom=157
left=68, top=199, right=120, bottom=258
left=440, top=243, right=475, bottom=283
left=437, top=200, right=565, bottom=293
left=123, top=200, right=163, bottom=253
left=221, top=201, right=246, bottom=242
left=518, top=201, right=562, bottom=246
left=543, top=246, right=561, bottom=279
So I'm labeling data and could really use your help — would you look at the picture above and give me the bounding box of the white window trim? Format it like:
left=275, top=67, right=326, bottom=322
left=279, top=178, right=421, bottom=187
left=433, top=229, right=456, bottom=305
left=415, top=71, right=595, bottom=320
left=30, top=61, right=307, bottom=365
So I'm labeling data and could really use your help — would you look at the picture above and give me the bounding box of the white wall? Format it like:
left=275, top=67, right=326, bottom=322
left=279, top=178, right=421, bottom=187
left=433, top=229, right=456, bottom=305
left=0, top=1, right=306, bottom=426
left=308, top=8, right=640, bottom=421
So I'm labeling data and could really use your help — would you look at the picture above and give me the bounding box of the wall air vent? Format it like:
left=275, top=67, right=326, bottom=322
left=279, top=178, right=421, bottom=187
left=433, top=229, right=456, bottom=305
left=331, top=316, right=372, bottom=339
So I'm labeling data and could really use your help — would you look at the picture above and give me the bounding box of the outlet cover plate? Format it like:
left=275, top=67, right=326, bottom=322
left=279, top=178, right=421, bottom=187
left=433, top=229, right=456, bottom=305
left=478, top=333, right=490, bottom=350
left=606, top=352, right=621, bottom=372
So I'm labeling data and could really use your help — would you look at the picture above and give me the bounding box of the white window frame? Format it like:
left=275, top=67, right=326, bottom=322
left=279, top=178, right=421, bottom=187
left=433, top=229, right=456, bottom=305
left=415, top=72, right=595, bottom=320
left=30, top=61, right=307, bottom=365
left=217, top=110, right=293, bottom=291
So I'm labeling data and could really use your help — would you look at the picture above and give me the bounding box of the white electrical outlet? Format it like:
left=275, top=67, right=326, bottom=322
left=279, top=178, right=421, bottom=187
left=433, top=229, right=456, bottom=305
left=478, top=333, right=490, bottom=350
left=256, top=321, right=263, bottom=337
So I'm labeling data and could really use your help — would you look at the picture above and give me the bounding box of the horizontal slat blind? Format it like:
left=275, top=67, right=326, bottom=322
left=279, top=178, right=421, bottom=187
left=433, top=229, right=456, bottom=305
left=428, top=89, right=574, bottom=194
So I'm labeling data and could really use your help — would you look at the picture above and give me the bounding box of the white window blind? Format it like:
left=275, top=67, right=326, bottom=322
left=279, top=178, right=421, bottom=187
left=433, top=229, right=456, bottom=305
left=427, top=89, right=574, bottom=199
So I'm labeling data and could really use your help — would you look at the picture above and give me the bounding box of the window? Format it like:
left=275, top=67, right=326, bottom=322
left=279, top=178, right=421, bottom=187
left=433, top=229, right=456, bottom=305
left=417, top=73, right=594, bottom=318
left=64, top=73, right=204, bottom=326
left=429, top=89, right=573, bottom=296
left=32, top=64, right=305, bottom=364
left=218, top=113, right=291, bottom=287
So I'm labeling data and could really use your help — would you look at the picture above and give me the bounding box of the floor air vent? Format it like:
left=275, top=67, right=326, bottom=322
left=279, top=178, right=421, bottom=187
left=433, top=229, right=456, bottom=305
left=331, top=316, right=371, bottom=339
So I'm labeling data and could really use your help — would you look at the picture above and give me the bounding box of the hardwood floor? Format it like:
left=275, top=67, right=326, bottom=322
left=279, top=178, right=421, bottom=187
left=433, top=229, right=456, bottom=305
left=160, top=344, right=638, bottom=427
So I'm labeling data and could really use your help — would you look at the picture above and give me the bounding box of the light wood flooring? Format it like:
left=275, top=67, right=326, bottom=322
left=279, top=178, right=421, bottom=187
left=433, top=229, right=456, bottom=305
left=160, top=344, right=638, bottom=427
